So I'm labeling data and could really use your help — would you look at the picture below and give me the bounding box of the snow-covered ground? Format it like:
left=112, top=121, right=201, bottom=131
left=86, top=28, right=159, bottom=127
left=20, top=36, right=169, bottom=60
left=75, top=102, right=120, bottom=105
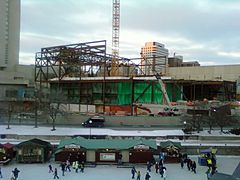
left=1, top=125, right=239, bottom=137
left=0, top=156, right=239, bottom=180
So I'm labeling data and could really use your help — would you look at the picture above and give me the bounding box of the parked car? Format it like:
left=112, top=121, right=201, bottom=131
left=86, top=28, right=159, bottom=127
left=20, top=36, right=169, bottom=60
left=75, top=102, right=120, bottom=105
left=158, top=107, right=180, bottom=116
left=82, top=116, right=105, bottom=127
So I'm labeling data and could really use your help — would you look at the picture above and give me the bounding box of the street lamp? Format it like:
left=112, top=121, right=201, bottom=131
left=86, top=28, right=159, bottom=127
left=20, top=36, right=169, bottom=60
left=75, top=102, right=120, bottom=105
left=183, top=121, right=187, bottom=142
left=89, top=120, right=92, bottom=139
left=6, top=103, right=12, bottom=129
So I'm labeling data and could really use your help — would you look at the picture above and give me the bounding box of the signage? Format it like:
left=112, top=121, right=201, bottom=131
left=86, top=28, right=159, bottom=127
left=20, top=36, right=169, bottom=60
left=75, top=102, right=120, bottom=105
left=134, top=144, right=149, bottom=150
left=100, top=153, right=116, bottom=161
left=65, top=144, right=80, bottom=149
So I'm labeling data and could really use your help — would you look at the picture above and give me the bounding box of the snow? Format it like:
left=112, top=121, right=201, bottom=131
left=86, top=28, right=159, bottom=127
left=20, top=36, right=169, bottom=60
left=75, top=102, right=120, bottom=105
left=0, top=156, right=239, bottom=180
left=0, top=125, right=184, bottom=137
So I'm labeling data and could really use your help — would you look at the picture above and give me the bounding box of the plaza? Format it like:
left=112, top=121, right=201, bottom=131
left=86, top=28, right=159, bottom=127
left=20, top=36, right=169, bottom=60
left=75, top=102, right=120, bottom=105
left=0, top=156, right=239, bottom=180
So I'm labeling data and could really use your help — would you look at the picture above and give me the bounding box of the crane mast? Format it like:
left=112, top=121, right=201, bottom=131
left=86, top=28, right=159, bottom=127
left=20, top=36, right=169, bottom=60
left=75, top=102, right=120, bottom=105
left=111, top=0, right=120, bottom=76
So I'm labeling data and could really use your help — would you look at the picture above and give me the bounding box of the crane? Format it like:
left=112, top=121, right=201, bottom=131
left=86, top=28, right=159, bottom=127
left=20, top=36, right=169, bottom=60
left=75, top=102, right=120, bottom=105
left=110, top=0, right=120, bottom=76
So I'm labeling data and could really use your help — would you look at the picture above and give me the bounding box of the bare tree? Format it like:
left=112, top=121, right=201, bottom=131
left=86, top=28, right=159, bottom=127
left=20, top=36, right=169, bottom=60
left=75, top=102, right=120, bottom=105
left=46, top=89, right=67, bottom=131
left=211, top=104, right=237, bottom=133
left=181, top=101, right=208, bottom=133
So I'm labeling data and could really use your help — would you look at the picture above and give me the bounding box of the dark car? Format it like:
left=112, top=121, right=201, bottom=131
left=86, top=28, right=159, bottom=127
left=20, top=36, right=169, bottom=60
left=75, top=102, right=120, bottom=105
left=82, top=116, right=105, bottom=127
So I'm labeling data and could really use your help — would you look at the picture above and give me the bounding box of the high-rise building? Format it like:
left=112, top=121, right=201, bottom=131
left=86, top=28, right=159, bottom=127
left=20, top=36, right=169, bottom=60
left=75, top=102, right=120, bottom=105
left=0, top=0, right=20, bottom=71
left=140, top=42, right=169, bottom=75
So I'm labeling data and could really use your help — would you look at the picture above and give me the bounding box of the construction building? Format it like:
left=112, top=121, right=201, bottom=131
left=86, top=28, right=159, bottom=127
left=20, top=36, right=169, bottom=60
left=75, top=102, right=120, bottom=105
left=33, top=40, right=238, bottom=116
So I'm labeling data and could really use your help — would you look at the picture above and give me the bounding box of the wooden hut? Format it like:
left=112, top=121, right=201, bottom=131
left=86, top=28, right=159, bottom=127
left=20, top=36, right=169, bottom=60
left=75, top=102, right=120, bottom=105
left=159, top=140, right=181, bottom=163
left=15, top=138, right=52, bottom=163
left=55, top=137, right=158, bottom=164
left=55, top=138, right=86, bottom=163
left=0, top=143, right=15, bottom=165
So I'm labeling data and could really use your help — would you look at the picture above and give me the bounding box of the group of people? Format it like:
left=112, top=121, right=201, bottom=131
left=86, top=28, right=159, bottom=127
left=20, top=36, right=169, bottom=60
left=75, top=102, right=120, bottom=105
left=180, top=156, right=197, bottom=174
left=205, top=155, right=218, bottom=180
left=131, top=160, right=167, bottom=180
left=48, top=159, right=85, bottom=179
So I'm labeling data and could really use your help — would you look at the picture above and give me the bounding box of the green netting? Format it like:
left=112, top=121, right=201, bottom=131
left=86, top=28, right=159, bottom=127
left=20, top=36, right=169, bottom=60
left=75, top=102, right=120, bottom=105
left=117, top=82, right=132, bottom=105
left=54, top=81, right=182, bottom=105
left=166, top=84, right=182, bottom=102
left=134, top=82, right=162, bottom=103
left=152, top=83, right=163, bottom=104
left=92, top=83, right=102, bottom=93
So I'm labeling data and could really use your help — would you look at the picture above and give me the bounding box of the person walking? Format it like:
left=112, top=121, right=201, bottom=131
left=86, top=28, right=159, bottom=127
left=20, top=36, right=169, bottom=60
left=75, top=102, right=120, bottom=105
left=180, top=157, right=184, bottom=168
left=162, top=168, right=167, bottom=180
left=53, top=168, right=59, bottom=179
left=131, top=166, right=137, bottom=179
left=80, top=162, right=84, bottom=173
left=136, top=170, right=141, bottom=180
left=0, top=167, right=2, bottom=178
left=66, top=160, right=71, bottom=172
left=145, top=172, right=151, bottom=180
left=74, top=161, right=79, bottom=173
left=155, top=162, right=159, bottom=173
left=48, top=164, right=53, bottom=173
left=12, top=168, right=20, bottom=180
left=187, top=158, right=191, bottom=171
left=60, top=162, right=65, bottom=176
left=147, top=161, right=151, bottom=172
left=192, top=161, right=197, bottom=174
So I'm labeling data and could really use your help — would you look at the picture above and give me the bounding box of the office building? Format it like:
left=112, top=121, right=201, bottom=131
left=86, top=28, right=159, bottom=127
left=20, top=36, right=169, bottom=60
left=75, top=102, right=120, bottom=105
left=0, top=0, right=21, bottom=71
left=140, top=42, right=169, bottom=75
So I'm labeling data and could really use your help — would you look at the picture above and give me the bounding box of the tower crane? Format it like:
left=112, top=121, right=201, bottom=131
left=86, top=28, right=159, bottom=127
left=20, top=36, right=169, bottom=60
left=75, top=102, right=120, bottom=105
left=110, top=0, right=120, bottom=76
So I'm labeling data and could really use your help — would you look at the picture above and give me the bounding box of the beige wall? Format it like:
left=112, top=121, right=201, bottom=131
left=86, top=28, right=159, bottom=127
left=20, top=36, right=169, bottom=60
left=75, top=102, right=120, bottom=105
left=167, top=65, right=240, bottom=82
left=121, top=150, right=129, bottom=163
left=86, top=150, right=95, bottom=162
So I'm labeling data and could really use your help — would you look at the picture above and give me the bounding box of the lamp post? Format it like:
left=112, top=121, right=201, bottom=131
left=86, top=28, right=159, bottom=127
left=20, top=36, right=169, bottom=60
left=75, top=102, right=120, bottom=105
left=183, top=121, right=187, bottom=142
left=6, top=103, right=12, bottom=129
left=89, top=120, right=92, bottom=139
left=34, top=89, right=38, bottom=128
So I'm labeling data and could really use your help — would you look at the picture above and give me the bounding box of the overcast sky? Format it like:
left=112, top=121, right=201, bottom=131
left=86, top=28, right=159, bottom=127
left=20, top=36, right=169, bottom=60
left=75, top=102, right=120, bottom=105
left=20, top=0, right=240, bottom=66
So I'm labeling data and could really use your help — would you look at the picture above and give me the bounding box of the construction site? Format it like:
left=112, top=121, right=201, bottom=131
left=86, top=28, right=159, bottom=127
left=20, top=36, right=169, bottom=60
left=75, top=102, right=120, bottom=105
left=32, top=0, right=236, bottom=117
left=0, top=0, right=240, bottom=127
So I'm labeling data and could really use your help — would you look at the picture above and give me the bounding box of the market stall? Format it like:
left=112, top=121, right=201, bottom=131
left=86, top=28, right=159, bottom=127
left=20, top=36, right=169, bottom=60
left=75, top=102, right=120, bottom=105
left=159, top=141, right=181, bottom=163
left=15, top=138, right=52, bottom=163
left=0, top=143, right=15, bottom=165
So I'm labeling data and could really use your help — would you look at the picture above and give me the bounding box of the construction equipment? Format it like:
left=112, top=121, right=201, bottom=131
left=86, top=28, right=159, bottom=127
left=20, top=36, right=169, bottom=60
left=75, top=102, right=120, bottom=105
left=155, top=73, right=171, bottom=106
left=110, top=0, right=120, bottom=76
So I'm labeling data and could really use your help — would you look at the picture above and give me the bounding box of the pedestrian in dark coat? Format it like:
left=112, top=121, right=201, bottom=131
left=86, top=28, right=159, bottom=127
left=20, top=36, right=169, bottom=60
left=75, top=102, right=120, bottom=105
left=60, top=162, right=66, bottom=176
left=147, top=161, right=151, bottom=172
left=192, top=161, right=196, bottom=173
left=80, top=162, right=84, bottom=173
left=131, top=166, right=137, bottom=179
left=180, top=158, right=184, bottom=168
left=0, top=167, right=2, bottom=178
left=145, top=172, right=151, bottom=180
left=12, top=168, right=20, bottom=180
left=187, top=158, right=191, bottom=171
left=155, top=162, right=159, bottom=173
left=53, top=168, right=59, bottom=179
left=48, top=164, right=53, bottom=173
